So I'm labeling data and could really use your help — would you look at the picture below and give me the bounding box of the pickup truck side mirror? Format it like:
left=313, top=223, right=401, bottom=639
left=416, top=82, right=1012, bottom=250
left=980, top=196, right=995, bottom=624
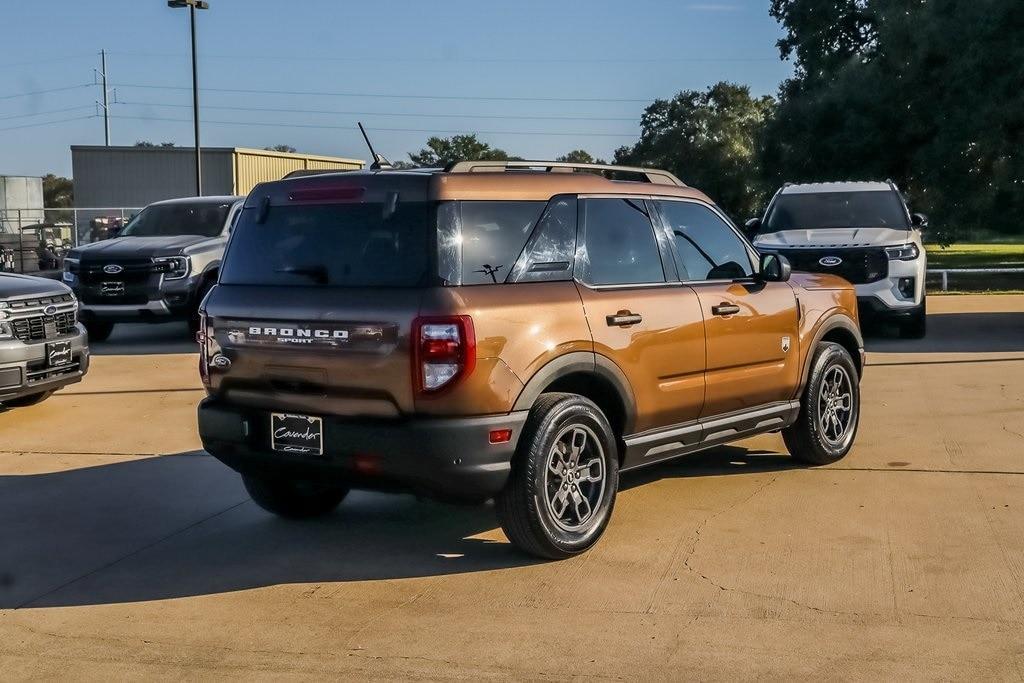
left=911, top=212, right=929, bottom=230
left=743, top=217, right=762, bottom=240
left=758, top=252, right=791, bottom=282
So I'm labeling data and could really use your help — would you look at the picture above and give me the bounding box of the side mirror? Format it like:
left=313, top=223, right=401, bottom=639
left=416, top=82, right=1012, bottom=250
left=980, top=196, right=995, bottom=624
left=759, top=252, right=791, bottom=282
left=743, top=217, right=762, bottom=239
left=911, top=213, right=929, bottom=230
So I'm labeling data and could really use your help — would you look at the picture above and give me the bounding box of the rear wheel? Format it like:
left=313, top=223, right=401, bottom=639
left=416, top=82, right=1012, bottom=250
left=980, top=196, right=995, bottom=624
left=496, top=392, right=618, bottom=559
left=2, top=390, right=53, bottom=408
left=243, top=474, right=349, bottom=519
left=783, top=342, right=860, bottom=465
left=84, top=319, right=114, bottom=342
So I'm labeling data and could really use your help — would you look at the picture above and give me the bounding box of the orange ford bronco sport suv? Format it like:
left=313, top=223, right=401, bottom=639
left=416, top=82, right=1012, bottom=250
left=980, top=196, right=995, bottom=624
left=198, top=161, right=864, bottom=559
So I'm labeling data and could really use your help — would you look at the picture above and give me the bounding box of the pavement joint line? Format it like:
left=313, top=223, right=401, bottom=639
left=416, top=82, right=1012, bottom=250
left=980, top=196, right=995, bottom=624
left=59, top=388, right=205, bottom=396
left=14, top=499, right=250, bottom=610
left=866, top=357, right=1024, bottom=367
left=0, top=450, right=207, bottom=458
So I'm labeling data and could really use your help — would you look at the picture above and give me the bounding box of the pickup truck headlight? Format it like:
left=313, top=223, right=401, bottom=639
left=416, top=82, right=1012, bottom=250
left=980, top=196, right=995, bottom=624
left=62, top=257, right=79, bottom=283
left=155, top=256, right=191, bottom=280
left=885, top=243, right=920, bottom=261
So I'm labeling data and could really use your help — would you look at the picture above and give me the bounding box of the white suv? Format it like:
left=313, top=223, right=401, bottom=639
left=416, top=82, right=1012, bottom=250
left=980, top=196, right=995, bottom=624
left=746, top=181, right=928, bottom=338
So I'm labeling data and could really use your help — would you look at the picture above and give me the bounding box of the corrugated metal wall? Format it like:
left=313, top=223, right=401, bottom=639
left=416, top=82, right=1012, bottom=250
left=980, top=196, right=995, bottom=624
left=72, top=147, right=235, bottom=207
left=233, top=149, right=362, bottom=194
left=0, top=176, right=44, bottom=232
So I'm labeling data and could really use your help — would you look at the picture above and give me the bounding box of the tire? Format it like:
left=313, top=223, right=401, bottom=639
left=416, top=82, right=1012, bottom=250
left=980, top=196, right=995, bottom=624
left=85, top=319, right=115, bottom=342
left=783, top=342, right=860, bottom=466
left=899, top=298, right=927, bottom=339
left=496, top=392, right=619, bottom=560
left=243, top=474, right=349, bottom=519
left=2, top=390, right=53, bottom=408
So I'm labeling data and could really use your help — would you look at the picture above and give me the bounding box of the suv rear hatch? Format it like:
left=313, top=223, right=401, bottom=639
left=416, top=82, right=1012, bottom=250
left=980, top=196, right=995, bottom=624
left=204, top=174, right=434, bottom=418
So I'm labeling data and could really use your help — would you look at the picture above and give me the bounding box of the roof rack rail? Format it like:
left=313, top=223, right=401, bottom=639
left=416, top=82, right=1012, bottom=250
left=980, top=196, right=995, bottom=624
left=445, top=160, right=686, bottom=187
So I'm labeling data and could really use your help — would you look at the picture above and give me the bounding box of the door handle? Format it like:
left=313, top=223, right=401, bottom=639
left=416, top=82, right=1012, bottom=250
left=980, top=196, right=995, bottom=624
left=606, top=311, right=643, bottom=327
left=711, top=302, right=741, bottom=316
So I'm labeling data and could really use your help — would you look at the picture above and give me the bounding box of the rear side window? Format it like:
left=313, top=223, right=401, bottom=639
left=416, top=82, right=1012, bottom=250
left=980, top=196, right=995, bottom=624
left=507, top=196, right=577, bottom=283
left=581, top=198, right=665, bottom=286
left=459, top=202, right=545, bottom=284
left=220, top=202, right=432, bottom=287
left=656, top=200, right=754, bottom=280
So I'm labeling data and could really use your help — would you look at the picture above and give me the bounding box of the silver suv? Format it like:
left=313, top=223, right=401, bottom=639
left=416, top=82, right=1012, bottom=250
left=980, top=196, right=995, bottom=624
left=747, top=181, right=928, bottom=338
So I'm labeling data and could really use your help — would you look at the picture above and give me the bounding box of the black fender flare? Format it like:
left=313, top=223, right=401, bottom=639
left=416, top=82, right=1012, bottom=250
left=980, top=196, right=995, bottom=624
left=512, top=351, right=638, bottom=434
left=797, top=312, right=864, bottom=395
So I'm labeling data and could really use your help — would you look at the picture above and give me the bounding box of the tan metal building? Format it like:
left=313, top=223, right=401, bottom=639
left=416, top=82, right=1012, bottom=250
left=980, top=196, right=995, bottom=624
left=71, top=146, right=363, bottom=208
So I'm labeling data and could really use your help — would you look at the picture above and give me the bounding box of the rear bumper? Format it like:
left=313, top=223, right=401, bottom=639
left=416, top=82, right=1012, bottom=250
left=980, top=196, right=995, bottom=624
left=0, top=325, right=90, bottom=402
left=198, top=398, right=528, bottom=501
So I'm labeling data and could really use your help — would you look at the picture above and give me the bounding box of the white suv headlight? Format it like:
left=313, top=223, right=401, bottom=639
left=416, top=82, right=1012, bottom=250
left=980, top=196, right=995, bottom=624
left=155, top=256, right=191, bottom=280
left=885, top=243, right=920, bottom=261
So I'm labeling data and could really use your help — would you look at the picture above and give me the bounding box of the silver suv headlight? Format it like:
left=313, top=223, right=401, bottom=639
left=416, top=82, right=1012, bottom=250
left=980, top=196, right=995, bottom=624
left=155, top=256, right=191, bottom=280
left=0, top=302, right=12, bottom=340
left=885, top=243, right=920, bottom=261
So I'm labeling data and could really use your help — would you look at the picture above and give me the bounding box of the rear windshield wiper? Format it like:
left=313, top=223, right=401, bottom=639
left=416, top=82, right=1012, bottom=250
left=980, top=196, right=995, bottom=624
left=274, top=264, right=329, bottom=285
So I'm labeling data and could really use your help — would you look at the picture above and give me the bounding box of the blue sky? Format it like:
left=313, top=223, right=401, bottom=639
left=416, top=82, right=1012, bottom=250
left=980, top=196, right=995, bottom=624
left=0, top=0, right=791, bottom=177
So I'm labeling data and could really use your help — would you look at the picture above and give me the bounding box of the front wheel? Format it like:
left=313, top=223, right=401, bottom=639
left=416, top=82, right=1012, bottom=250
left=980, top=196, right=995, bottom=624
left=496, top=392, right=619, bottom=559
left=783, top=342, right=860, bottom=465
left=243, top=474, right=349, bottom=519
left=2, top=390, right=53, bottom=408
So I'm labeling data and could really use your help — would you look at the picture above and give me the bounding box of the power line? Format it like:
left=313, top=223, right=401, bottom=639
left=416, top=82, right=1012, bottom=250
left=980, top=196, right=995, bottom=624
left=108, top=49, right=779, bottom=64
left=111, top=82, right=654, bottom=104
left=0, top=114, right=95, bottom=133
left=115, top=99, right=638, bottom=123
left=108, top=114, right=638, bottom=138
left=0, top=83, right=92, bottom=101
left=0, top=53, right=94, bottom=69
left=0, top=104, right=95, bottom=122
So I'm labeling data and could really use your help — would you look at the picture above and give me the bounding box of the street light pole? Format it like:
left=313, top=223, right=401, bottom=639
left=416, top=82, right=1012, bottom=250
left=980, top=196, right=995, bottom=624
left=168, top=0, right=209, bottom=196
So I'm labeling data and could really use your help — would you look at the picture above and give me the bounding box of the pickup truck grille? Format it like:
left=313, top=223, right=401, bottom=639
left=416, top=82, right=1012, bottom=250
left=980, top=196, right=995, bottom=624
left=77, top=258, right=160, bottom=305
left=771, top=248, right=889, bottom=284
left=12, top=311, right=77, bottom=342
left=78, top=258, right=158, bottom=286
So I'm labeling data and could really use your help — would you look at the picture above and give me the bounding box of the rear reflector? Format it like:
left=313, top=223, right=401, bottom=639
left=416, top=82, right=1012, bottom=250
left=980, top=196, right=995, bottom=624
left=489, top=429, right=513, bottom=444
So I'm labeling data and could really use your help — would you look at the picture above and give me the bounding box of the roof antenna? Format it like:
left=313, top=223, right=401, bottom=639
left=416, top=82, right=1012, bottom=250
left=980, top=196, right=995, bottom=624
left=358, top=122, right=393, bottom=170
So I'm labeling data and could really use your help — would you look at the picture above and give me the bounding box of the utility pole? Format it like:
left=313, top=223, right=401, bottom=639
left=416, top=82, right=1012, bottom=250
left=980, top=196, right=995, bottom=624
left=98, top=49, right=111, bottom=145
left=168, top=0, right=209, bottom=196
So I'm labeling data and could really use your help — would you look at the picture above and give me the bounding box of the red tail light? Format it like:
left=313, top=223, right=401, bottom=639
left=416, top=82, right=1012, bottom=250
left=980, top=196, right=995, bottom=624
left=412, top=315, right=476, bottom=395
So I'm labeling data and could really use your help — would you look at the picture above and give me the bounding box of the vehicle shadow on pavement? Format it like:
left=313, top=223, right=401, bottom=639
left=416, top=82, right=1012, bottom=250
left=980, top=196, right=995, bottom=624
left=864, top=311, right=1024, bottom=354
left=0, top=445, right=796, bottom=609
left=89, top=321, right=197, bottom=356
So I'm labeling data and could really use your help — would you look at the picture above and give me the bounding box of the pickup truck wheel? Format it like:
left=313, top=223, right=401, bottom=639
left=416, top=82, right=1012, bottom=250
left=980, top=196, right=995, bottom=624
left=783, top=342, right=860, bottom=465
left=85, top=320, right=114, bottom=342
left=242, top=474, right=349, bottom=519
left=496, top=392, right=618, bottom=560
left=2, top=390, right=53, bottom=408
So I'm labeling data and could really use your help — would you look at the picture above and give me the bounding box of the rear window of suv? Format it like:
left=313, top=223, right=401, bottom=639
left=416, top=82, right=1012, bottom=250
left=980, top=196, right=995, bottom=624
left=220, top=202, right=432, bottom=287
left=763, top=190, right=909, bottom=233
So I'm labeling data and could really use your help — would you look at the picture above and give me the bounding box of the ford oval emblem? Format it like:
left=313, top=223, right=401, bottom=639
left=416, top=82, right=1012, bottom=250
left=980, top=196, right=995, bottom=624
left=103, top=264, right=124, bottom=274
left=43, top=304, right=58, bottom=315
left=818, top=256, right=843, bottom=267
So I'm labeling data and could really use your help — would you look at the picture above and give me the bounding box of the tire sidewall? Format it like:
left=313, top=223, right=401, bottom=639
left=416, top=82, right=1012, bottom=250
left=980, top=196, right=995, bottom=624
left=525, top=398, right=618, bottom=554
left=803, top=344, right=860, bottom=462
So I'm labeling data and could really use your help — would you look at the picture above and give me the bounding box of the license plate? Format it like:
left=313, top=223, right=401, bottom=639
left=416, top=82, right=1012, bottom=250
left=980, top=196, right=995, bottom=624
left=46, top=341, right=73, bottom=367
left=270, top=413, right=323, bottom=455
left=101, top=281, right=125, bottom=296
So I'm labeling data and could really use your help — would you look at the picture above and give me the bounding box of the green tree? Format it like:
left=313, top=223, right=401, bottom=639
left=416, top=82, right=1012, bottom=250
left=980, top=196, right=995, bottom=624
left=42, top=174, right=73, bottom=208
left=265, top=144, right=297, bottom=153
left=134, top=141, right=176, bottom=148
left=557, top=150, right=607, bottom=165
left=765, top=0, right=1024, bottom=240
left=615, top=82, right=775, bottom=221
left=407, top=134, right=516, bottom=167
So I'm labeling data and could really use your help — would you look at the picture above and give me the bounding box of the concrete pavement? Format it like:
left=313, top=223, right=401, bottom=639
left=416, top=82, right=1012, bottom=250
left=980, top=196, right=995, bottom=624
left=1, top=297, right=1022, bottom=679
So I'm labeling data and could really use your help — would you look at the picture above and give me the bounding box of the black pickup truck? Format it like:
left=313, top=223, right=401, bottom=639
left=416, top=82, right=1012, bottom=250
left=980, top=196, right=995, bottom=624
left=0, top=271, right=88, bottom=408
left=63, top=195, right=244, bottom=340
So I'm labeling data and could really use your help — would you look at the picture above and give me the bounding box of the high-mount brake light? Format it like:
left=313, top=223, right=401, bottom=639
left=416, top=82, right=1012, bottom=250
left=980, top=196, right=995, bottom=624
left=287, top=185, right=365, bottom=202
left=412, top=316, right=476, bottom=394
